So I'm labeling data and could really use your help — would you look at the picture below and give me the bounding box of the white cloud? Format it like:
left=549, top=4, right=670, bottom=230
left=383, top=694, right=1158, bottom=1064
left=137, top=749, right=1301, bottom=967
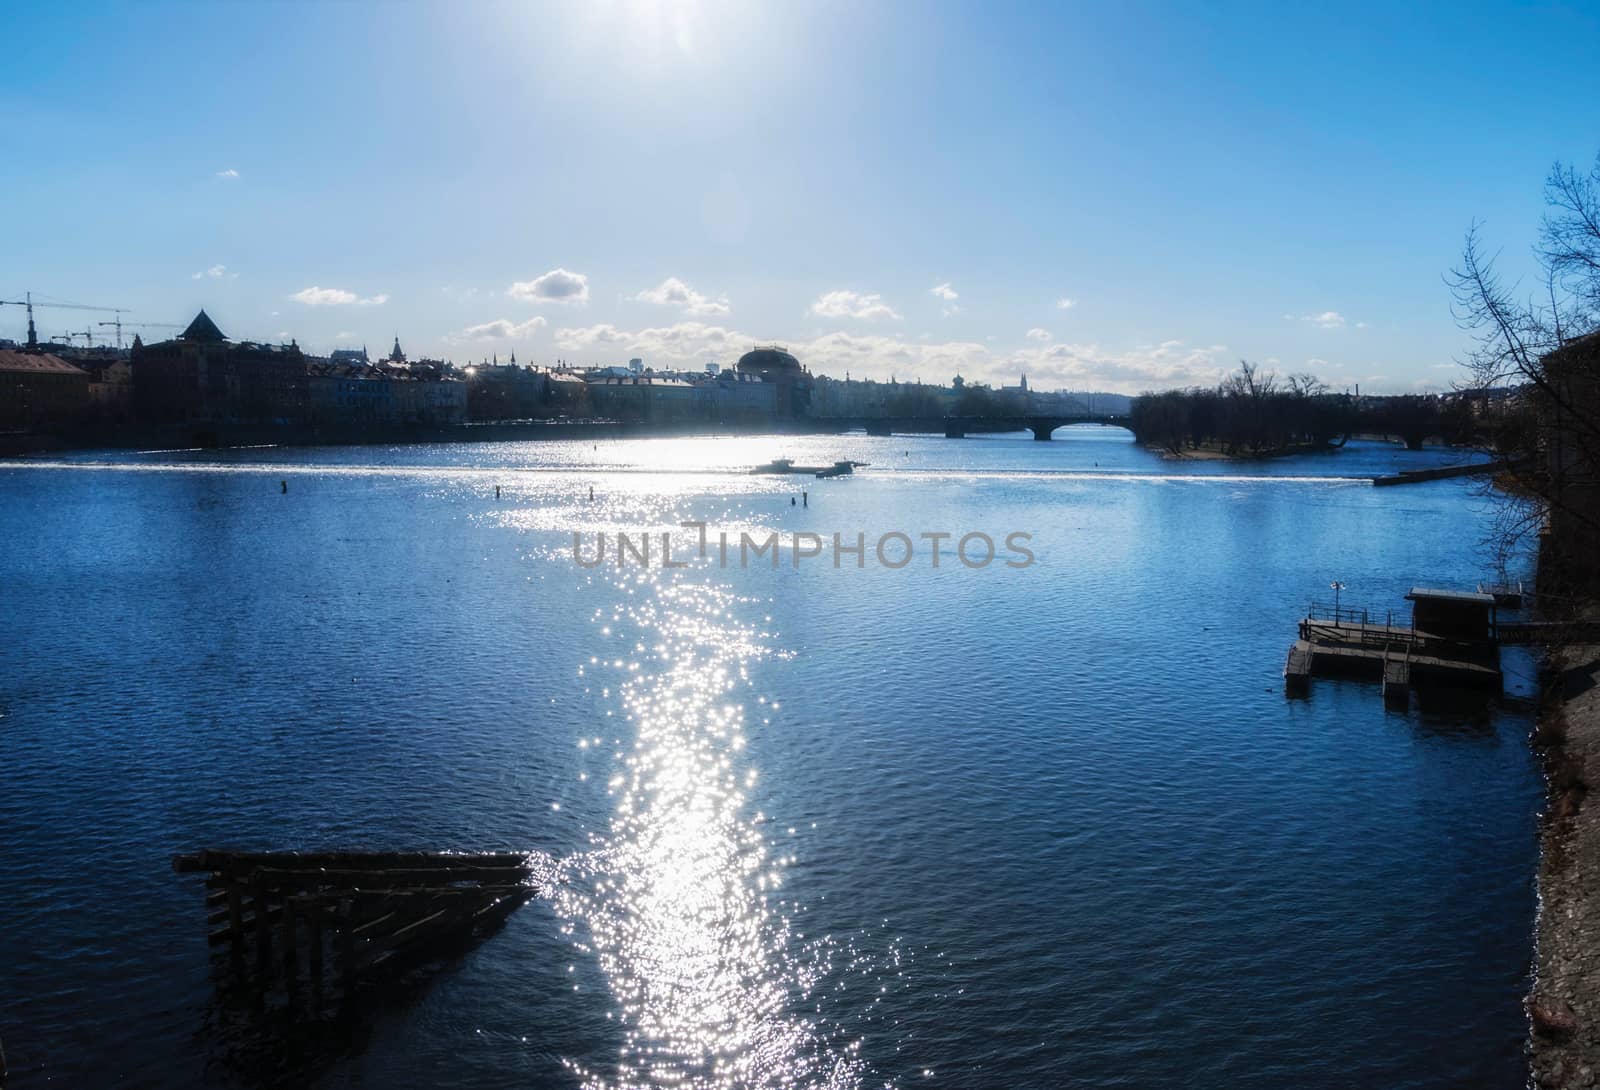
left=508, top=268, right=589, bottom=305
left=191, top=263, right=229, bottom=280
left=459, top=316, right=548, bottom=341
left=1056, top=297, right=1077, bottom=310
left=1001, top=339, right=1231, bottom=394
left=929, top=283, right=961, bottom=317
left=552, top=319, right=1228, bottom=394
left=555, top=320, right=748, bottom=361
left=1026, top=328, right=1052, bottom=342
left=1290, top=310, right=1350, bottom=329
left=633, top=277, right=730, bottom=316
left=802, top=330, right=990, bottom=380
left=290, top=286, right=388, bottom=306
left=215, top=168, right=239, bottom=179
left=810, top=290, right=901, bottom=321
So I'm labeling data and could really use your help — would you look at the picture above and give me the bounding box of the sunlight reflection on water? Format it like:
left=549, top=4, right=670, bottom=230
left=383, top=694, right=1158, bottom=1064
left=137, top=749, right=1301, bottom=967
left=546, top=576, right=864, bottom=1090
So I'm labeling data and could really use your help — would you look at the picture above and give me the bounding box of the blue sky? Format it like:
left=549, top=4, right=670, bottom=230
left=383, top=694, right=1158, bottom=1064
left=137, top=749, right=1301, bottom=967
left=3, top=0, right=1596, bottom=392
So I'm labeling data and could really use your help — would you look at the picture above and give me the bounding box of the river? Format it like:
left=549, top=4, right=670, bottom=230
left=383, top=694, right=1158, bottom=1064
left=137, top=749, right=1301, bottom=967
left=0, top=430, right=1542, bottom=1088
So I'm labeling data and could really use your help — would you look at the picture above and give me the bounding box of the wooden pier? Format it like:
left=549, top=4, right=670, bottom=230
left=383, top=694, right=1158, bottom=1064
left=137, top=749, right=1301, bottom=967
left=173, top=849, right=537, bottom=1009
left=1283, top=588, right=1504, bottom=706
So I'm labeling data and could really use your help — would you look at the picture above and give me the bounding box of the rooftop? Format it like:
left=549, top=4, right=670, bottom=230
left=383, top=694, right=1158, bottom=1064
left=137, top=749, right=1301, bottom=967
left=180, top=310, right=227, bottom=343
left=0, top=350, right=89, bottom=376
left=1406, top=587, right=1498, bottom=605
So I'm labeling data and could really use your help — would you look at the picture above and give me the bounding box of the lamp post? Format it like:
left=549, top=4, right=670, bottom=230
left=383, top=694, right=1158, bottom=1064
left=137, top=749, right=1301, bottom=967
left=1331, top=581, right=1345, bottom=618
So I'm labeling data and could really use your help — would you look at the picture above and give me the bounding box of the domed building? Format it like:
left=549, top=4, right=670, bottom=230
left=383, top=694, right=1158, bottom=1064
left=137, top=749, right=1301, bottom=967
left=736, top=345, right=812, bottom=419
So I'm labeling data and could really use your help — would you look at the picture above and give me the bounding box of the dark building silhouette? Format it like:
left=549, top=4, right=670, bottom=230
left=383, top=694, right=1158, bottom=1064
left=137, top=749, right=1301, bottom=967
left=0, top=349, right=89, bottom=428
left=132, top=310, right=307, bottom=424
left=736, top=345, right=812, bottom=419
left=1538, top=332, right=1600, bottom=590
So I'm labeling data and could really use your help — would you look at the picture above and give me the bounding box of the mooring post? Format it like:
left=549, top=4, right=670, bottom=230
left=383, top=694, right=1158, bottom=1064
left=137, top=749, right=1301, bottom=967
left=338, top=900, right=356, bottom=994
left=227, top=879, right=245, bottom=962
left=281, top=896, right=299, bottom=999
left=253, top=875, right=272, bottom=976
left=308, top=902, right=325, bottom=1009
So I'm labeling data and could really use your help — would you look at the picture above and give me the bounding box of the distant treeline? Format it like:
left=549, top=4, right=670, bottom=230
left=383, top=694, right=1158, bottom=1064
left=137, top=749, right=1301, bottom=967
left=1129, top=362, right=1480, bottom=455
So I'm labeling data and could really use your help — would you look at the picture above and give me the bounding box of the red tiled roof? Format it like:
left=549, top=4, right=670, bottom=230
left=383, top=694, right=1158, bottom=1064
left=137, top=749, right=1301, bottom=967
left=0, top=350, right=89, bottom=376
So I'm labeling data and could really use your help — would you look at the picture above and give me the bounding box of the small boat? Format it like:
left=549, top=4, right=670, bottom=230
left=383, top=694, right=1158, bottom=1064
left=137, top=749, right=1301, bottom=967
left=814, top=461, right=855, bottom=479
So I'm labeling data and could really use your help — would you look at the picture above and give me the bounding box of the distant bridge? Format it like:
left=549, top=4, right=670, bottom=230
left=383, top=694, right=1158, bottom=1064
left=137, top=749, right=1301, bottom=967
left=825, top=414, right=1131, bottom=441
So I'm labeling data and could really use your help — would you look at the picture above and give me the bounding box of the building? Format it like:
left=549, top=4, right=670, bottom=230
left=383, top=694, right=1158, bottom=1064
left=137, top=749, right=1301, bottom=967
left=0, top=350, right=90, bottom=429
left=465, top=363, right=554, bottom=421
left=1405, top=588, right=1498, bottom=643
left=546, top=370, right=592, bottom=417
left=703, top=369, right=776, bottom=424
left=736, top=345, right=812, bottom=419
left=307, top=361, right=467, bottom=427
left=84, top=356, right=133, bottom=419
left=132, top=310, right=308, bottom=424
left=586, top=374, right=696, bottom=423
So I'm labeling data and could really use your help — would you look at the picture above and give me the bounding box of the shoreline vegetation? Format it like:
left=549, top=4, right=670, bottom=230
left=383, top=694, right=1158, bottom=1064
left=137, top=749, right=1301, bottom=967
left=1153, top=440, right=1340, bottom=461
left=1441, top=150, right=1600, bottom=1089
left=1129, top=360, right=1498, bottom=459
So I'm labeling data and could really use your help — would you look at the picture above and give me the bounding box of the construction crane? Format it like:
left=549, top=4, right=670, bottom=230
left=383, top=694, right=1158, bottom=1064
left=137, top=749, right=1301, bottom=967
left=0, top=292, right=127, bottom=349
left=96, top=318, right=183, bottom=349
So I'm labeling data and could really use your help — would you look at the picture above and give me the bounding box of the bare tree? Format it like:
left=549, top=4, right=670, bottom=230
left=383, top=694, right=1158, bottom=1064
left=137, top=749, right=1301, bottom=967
left=1449, top=151, right=1600, bottom=596
left=1287, top=373, right=1328, bottom=398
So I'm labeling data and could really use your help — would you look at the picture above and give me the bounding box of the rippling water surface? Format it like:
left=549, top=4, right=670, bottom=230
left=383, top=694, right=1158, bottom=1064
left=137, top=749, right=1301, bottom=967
left=0, top=432, right=1540, bottom=1088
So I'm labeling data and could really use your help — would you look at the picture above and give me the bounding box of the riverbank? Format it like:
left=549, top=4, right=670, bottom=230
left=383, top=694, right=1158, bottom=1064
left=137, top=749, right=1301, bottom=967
left=1531, top=630, right=1600, bottom=1088
left=1153, top=440, right=1338, bottom=461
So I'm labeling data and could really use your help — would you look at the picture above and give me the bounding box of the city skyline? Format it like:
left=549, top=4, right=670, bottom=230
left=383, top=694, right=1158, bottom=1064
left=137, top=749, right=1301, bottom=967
left=5, top=1, right=1598, bottom=393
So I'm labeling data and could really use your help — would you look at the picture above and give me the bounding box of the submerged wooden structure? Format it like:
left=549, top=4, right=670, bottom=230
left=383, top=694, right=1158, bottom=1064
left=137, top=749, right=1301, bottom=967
left=749, top=457, right=866, bottom=477
left=1284, top=588, right=1505, bottom=707
left=173, top=850, right=537, bottom=1008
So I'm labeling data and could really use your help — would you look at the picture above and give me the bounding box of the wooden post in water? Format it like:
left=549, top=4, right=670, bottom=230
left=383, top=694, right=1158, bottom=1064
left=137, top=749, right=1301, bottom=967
left=281, top=896, right=299, bottom=1000
left=227, top=881, right=244, bottom=961
left=307, top=901, right=325, bottom=1011
left=338, top=900, right=356, bottom=993
left=253, top=875, right=272, bottom=976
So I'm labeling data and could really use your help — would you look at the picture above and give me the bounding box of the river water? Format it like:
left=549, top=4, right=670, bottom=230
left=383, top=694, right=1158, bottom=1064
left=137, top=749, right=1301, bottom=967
left=0, top=431, right=1543, bottom=1088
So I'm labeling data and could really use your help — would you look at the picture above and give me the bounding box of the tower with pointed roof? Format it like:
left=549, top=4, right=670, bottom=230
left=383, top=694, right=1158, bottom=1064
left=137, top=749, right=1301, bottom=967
left=180, top=309, right=227, bottom=343
left=133, top=309, right=307, bottom=425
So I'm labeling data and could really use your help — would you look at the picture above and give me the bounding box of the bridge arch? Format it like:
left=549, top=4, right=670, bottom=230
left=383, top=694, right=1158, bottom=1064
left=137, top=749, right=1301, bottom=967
left=1025, top=417, right=1133, bottom=441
